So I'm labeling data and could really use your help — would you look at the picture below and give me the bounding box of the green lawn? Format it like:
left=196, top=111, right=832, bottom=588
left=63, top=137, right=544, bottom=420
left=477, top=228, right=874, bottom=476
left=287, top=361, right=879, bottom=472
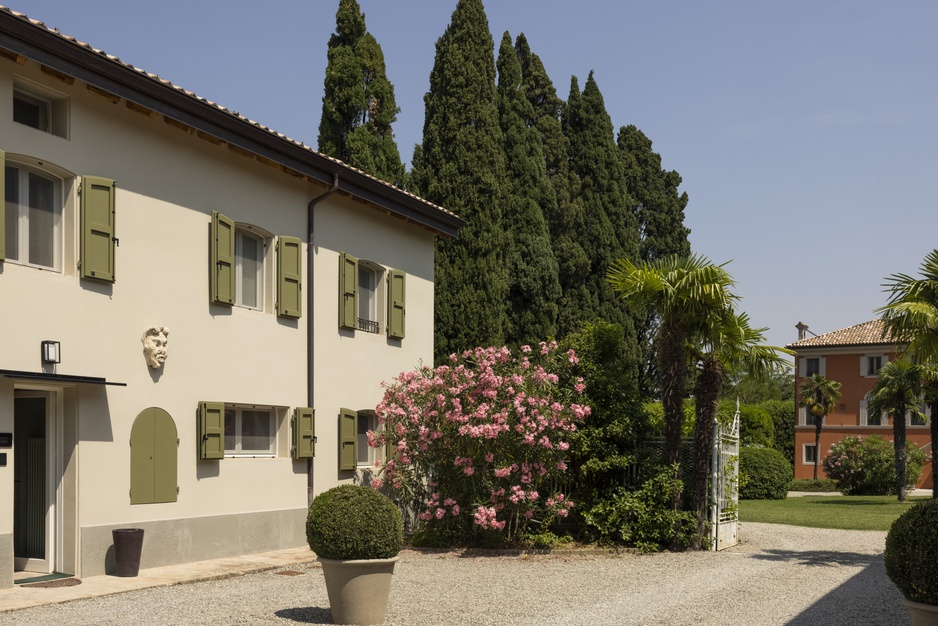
left=739, top=495, right=931, bottom=531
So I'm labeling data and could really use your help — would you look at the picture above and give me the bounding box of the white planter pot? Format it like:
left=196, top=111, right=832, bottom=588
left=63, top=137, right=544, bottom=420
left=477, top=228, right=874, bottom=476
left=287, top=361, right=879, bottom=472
left=318, top=556, right=398, bottom=625
left=903, top=598, right=938, bottom=626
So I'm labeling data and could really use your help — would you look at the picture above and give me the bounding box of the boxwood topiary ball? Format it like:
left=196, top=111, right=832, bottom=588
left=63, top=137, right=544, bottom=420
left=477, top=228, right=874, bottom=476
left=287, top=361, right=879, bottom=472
left=884, top=498, right=938, bottom=605
left=307, top=484, right=404, bottom=560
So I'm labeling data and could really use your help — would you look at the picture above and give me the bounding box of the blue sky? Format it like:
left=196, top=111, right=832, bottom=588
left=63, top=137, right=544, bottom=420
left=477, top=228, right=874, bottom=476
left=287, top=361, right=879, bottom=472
left=8, top=1, right=937, bottom=352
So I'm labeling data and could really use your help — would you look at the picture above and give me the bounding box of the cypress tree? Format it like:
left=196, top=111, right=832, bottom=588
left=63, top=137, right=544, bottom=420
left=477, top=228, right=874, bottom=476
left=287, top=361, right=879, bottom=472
left=515, top=35, right=590, bottom=337
left=496, top=32, right=561, bottom=346
left=410, top=0, right=509, bottom=361
left=617, top=124, right=691, bottom=261
left=562, top=72, right=640, bottom=330
left=318, top=0, right=405, bottom=186
left=617, top=124, right=692, bottom=397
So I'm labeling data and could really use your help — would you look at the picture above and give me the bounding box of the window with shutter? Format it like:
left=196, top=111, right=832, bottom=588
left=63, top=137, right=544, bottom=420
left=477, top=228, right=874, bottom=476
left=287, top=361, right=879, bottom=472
left=4, top=160, right=63, bottom=270
left=387, top=270, right=406, bottom=340
left=292, top=407, right=316, bottom=459
left=80, top=176, right=116, bottom=282
left=277, top=236, right=303, bottom=318
left=339, top=408, right=357, bottom=471
left=211, top=211, right=235, bottom=305
left=339, top=252, right=358, bottom=329
left=198, top=401, right=225, bottom=460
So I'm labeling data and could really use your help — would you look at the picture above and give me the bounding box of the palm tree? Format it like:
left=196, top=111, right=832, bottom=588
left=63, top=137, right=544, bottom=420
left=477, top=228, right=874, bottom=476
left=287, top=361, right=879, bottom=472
left=690, top=310, right=792, bottom=548
left=879, top=248, right=938, bottom=498
left=608, top=254, right=736, bottom=510
left=868, top=359, right=925, bottom=502
left=798, top=374, right=842, bottom=481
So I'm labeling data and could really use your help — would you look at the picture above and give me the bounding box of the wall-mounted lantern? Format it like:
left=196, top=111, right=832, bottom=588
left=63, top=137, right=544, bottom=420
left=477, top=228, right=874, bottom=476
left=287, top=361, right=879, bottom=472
left=41, top=340, right=61, bottom=364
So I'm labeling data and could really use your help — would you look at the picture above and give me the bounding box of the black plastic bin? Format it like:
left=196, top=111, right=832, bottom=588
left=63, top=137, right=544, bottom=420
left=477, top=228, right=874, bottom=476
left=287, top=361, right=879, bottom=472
left=112, top=528, right=144, bottom=577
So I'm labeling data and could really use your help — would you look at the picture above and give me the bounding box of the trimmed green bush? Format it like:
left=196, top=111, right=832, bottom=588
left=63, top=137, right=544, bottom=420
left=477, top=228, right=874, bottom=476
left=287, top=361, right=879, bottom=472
left=739, top=446, right=792, bottom=500
left=719, top=401, right=775, bottom=448
left=306, top=484, right=403, bottom=560
left=761, top=400, right=795, bottom=465
left=789, top=478, right=838, bottom=492
left=885, top=499, right=938, bottom=605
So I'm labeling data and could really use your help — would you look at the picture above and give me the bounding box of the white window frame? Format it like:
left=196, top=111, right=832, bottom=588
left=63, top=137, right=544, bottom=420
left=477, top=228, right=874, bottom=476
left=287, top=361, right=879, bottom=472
left=356, top=261, right=384, bottom=334
left=860, top=394, right=885, bottom=426
left=234, top=226, right=266, bottom=310
left=862, top=354, right=887, bottom=378
left=224, top=405, right=275, bottom=457
left=806, top=358, right=820, bottom=377
left=356, top=410, right=382, bottom=467
left=13, top=89, right=51, bottom=132
left=803, top=444, right=818, bottom=465
left=798, top=356, right=826, bottom=378
left=4, top=160, right=64, bottom=271
left=12, top=78, right=69, bottom=138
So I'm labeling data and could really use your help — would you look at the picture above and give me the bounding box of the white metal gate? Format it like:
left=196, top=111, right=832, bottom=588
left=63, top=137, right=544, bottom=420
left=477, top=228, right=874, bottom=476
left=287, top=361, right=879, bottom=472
left=710, top=401, right=740, bottom=550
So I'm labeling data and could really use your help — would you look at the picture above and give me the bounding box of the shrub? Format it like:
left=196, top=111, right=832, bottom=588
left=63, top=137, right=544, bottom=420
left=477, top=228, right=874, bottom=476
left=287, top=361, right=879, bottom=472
left=761, top=400, right=795, bottom=465
left=373, top=343, right=588, bottom=545
left=719, top=400, right=774, bottom=448
left=789, top=478, right=838, bottom=492
left=306, top=484, right=403, bottom=560
left=581, top=464, right=697, bottom=552
left=885, top=499, right=938, bottom=605
left=560, top=322, right=655, bottom=531
left=644, top=400, right=695, bottom=438
left=739, top=446, right=792, bottom=500
left=823, top=435, right=926, bottom=496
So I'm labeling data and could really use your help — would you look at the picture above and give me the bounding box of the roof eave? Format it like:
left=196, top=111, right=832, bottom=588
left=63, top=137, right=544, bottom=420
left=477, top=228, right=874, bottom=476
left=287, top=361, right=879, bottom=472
left=0, top=10, right=464, bottom=238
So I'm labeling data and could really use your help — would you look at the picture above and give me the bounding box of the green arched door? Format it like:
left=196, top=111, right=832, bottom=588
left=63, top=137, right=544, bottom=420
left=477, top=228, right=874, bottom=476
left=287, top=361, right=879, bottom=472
left=130, top=407, right=178, bottom=504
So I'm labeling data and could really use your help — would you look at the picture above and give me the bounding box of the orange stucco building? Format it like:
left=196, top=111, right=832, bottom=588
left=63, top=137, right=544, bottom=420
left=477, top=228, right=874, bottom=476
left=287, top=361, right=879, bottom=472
left=788, top=319, right=933, bottom=489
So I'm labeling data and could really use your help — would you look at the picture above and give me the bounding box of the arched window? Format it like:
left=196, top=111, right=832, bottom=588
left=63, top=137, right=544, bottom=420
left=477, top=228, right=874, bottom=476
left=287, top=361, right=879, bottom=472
left=4, top=160, right=63, bottom=270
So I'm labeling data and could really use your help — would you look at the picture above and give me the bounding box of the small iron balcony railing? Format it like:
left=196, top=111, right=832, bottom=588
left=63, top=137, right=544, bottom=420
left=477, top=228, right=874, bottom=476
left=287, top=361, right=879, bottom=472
left=358, top=318, right=379, bottom=334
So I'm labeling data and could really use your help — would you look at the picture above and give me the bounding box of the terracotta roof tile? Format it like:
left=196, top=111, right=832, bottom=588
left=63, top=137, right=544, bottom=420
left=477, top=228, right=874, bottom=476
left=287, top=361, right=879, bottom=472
left=786, top=319, right=900, bottom=349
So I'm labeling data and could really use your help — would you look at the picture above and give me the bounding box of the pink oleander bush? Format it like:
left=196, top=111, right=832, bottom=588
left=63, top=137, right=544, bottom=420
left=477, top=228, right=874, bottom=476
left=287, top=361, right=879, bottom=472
left=822, top=435, right=925, bottom=496
left=370, top=342, right=590, bottom=545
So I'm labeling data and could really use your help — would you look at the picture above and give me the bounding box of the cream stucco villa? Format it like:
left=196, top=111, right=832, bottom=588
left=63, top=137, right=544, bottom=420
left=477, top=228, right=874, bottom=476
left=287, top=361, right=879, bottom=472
left=0, top=6, right=462, bottom=586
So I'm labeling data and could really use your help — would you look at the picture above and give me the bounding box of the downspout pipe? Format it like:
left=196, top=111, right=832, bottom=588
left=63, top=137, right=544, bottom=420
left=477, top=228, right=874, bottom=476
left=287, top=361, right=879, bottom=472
left=305, top=172, right=339, bottom=505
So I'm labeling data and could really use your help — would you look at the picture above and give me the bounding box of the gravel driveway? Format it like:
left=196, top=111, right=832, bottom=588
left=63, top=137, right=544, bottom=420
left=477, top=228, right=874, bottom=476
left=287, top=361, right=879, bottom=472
left=0, top=522, right=908, bottom=625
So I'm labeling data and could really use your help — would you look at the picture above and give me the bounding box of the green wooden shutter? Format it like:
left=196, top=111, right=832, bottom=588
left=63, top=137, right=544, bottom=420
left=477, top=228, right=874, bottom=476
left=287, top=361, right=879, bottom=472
left=292, top=407, right=316, bottom=459
left=339, top=408, right=357, bottom=471
left=130, top=409, right=156, bottom=504
left=79, top=176, right=116, bottom=282
left=153, top=408, right=179, bottom=502
left=198, top=401, right=225, bottom=460
left=130, top=407, right=178, bottom=504
left=0, top=149, right=5, bottom=262
left=387, top=270, right=406, bottom=339
left=277, top=236, right=303, bottom=318
left=339, top=252, right=358, bottom=329
left=211, top=211, right=235, bottom=305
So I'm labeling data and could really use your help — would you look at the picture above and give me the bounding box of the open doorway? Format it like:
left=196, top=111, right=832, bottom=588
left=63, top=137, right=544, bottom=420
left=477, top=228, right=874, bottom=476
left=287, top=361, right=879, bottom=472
left=13, top=390, right=59, bottom=574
